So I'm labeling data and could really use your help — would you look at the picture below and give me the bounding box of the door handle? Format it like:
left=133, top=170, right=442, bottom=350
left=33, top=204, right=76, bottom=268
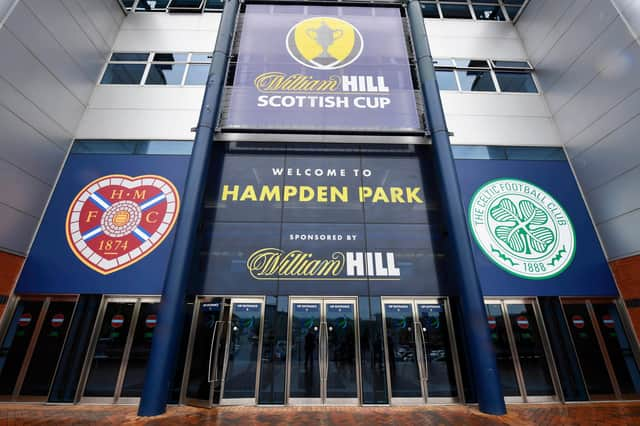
left=320, top=321, right=328, bottom=381
left=415, top=322, right=429, bottom=382
left=208, top=320, right=222, bottom=383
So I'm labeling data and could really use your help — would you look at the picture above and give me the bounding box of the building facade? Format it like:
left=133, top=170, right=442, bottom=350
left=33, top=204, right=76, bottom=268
left=0, top=0, right=639, bottom=413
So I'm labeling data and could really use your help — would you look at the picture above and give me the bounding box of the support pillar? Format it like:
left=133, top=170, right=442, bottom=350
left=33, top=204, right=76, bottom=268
left=137, top=0, right=239, bottom=416
left=406, top=0, right=506, bottom=415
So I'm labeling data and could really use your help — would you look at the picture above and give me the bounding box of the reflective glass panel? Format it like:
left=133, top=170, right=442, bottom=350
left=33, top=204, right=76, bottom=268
left=418, top=302, right=458, bottom=397
left=562, top=303, right=615, bottom=399
left=593, top=303, right=640, bottom=398
left=0, top=301, right=43, bottom=395
left=436, top=70, right=458, bottom=91
left=326, top=302, right=358, bottom=398
left=421, top=4, right=440, bottom=18
left=222, top=302, right=262, bottom=399
left=145, top=63, right=186, bottom=85
left=456, top=70, right=496, bottom=91
left=153, top=53, right=188, bottom=62
left=440, top=4, right=472, bottom=19
left=101, top=64, right=146, bottom=85
left=495, top=72, right=537, bottom=93
left=20, top=301, right=76, bottom=396
left=289, top=303, right=321, bottom=398
left=485, top=303, right=520, bottom=396
left=473, top=5, right=505, bottom=21
left=258, top=296, right=287, bottom=404
left=110, top=53, right=148, bottom=62
left=506, top=303, right=554, bottom=396
left=185, top=299, right=224, bottom=401
left=84, top=302, right=135, bottom=397
left=120, top=303, right=159, bottom=397
left=185, top=64, right=209, bottom=86
left=384, top=303, right=422, bottom=398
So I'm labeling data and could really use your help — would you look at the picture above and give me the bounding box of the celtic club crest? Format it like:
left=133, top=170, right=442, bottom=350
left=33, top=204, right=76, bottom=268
left=65, top=175, right=180, bottom=275
left=468, top=178, right=575, bottom=280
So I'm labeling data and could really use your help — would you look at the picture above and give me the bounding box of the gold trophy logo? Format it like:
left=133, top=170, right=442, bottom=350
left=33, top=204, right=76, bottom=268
left=286, top=17, right=363, bottom=70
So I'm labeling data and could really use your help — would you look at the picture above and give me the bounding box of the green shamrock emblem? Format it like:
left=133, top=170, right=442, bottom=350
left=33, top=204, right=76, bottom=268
left=490, top=198, right=555, bottom=256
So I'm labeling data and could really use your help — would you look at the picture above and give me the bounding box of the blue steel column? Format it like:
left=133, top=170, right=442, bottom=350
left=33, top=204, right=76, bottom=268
left=138, top=0, right=239, bottom=416
left=406, top=0, right=506, bottom=415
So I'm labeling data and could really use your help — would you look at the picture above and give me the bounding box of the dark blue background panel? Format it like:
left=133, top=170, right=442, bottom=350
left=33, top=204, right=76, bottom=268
left=16, top=154, right=189, bottom=295
left=456, top=159, right=618, bottom=297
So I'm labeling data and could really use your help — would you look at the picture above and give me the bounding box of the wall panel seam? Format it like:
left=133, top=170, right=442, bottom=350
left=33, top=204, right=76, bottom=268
left=0, top=103, right=68, bottom=152
left=566, top=89, right=640, bottom=159
left=3, top=26, right=88, bottom=107
left=21, top=0, right=106, bottom=84
left=0, top=157, right=55, bottom=188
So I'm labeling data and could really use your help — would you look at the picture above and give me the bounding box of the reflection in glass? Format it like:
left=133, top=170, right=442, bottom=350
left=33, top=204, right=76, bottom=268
left=120, top=303, right=158, bottom=397
left=440, top=4, right=472, bottom=19
left=0, top=301, right=43, bottom=395
left=384, top=304, right=422, bottom=398
left=506, top=304, right=554, bottom=396
left=101, top=64, right=146, bottom=84
left=20, top=302, right=76, bottom=396
left=186, top=299, right=225, bottom=402
left=436, top=70, right=458, bottom=91
left=562, top=303, right=615, bottom=399
left=258, top=297, right=288, bottom=404
left=185, top=64, right=209, bottom=85
left=485, top=303, right=520, bottom=396
left=593, top=303, right=640, bottom=398
left=456, top=70, right=496, bottom=91
left=359, top=297, right=388, bottom=404
left=418, top=303, right=458, bottom=398
left=222, top=303, right=262, bottom=399
left=84, top=303, right=135, bottom=397
left=495, top=72, right=537, bottom=93
left=289, top=303, right=321, bottom=398
left=326, top=303, right=357, bottom=398
left=145, top=63, right=186, bottom=85
left=473, top=5, right=505, bottom=21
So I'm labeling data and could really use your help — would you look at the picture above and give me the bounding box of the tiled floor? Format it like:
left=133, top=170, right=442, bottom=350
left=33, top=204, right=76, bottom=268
left=1, top=403, right=639, bottom=425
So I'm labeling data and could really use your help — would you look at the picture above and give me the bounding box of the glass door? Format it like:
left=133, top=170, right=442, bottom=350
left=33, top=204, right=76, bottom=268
left=287, top=297, right=359, bottom=405
left=182, top=296, right=265, bottom=406
left=485, top=299, right=558, bottom=403
left=79, top=297, right=159, bottom=404
left=0, top=296, right=77, bottom=402
left=382, top=298, right=461, bottom=405
left=562, top=299, right=640, bottom=401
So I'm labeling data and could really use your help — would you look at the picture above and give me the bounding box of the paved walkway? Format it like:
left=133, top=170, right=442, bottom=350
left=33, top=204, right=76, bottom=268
left=0, top=403, right=639, bottom=425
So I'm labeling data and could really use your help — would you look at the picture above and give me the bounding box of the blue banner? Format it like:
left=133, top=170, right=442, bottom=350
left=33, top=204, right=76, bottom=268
left=16, top=154, right=189, bottom=295
left=457, top=158, right=618, bottom=296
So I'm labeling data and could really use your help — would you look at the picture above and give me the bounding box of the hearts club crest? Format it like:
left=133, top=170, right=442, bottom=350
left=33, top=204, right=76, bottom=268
left=65, top=174, right=180, bottom=275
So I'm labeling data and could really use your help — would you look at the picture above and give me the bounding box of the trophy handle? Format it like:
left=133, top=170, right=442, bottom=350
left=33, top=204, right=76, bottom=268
left=305, top=28, right=317, bottom=40
left=333, top=29, right=343, bottom=41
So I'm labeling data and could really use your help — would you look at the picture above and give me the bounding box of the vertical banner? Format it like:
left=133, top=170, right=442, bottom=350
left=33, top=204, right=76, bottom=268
left=225, top=4, right=421, bottom=131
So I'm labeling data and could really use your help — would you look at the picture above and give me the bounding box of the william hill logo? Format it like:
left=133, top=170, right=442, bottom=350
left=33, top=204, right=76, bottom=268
left=255, top=16, right=391, bottom=110
left=247, top=248, right=401, bottom=281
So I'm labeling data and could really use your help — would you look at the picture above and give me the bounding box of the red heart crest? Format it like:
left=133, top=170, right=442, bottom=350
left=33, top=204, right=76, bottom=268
left=65, top=174, right=180, bottom=275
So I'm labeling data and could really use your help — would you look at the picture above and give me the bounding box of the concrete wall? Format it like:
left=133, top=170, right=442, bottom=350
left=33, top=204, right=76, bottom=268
left=425, top=19, right=561, bottom=147
left=0, top=0, right=124, bottom=255
left=75, top=12, right=219, bottom=140
left=517, top=0, right=640, bottom=260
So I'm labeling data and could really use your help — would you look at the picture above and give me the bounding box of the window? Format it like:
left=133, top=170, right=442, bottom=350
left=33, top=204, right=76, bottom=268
left=145, top=53, right=188, bottom=85
left=72, top=140, right=194, bottom=155
left=452, top=145, right=566, bottom=160
left=420, top=1, right=526, bottom=22
left=433, top=58, right=537, bottom=93
left=100, top=52, right=212, bottom=86
left=100, top=53, right=149, bottom=85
